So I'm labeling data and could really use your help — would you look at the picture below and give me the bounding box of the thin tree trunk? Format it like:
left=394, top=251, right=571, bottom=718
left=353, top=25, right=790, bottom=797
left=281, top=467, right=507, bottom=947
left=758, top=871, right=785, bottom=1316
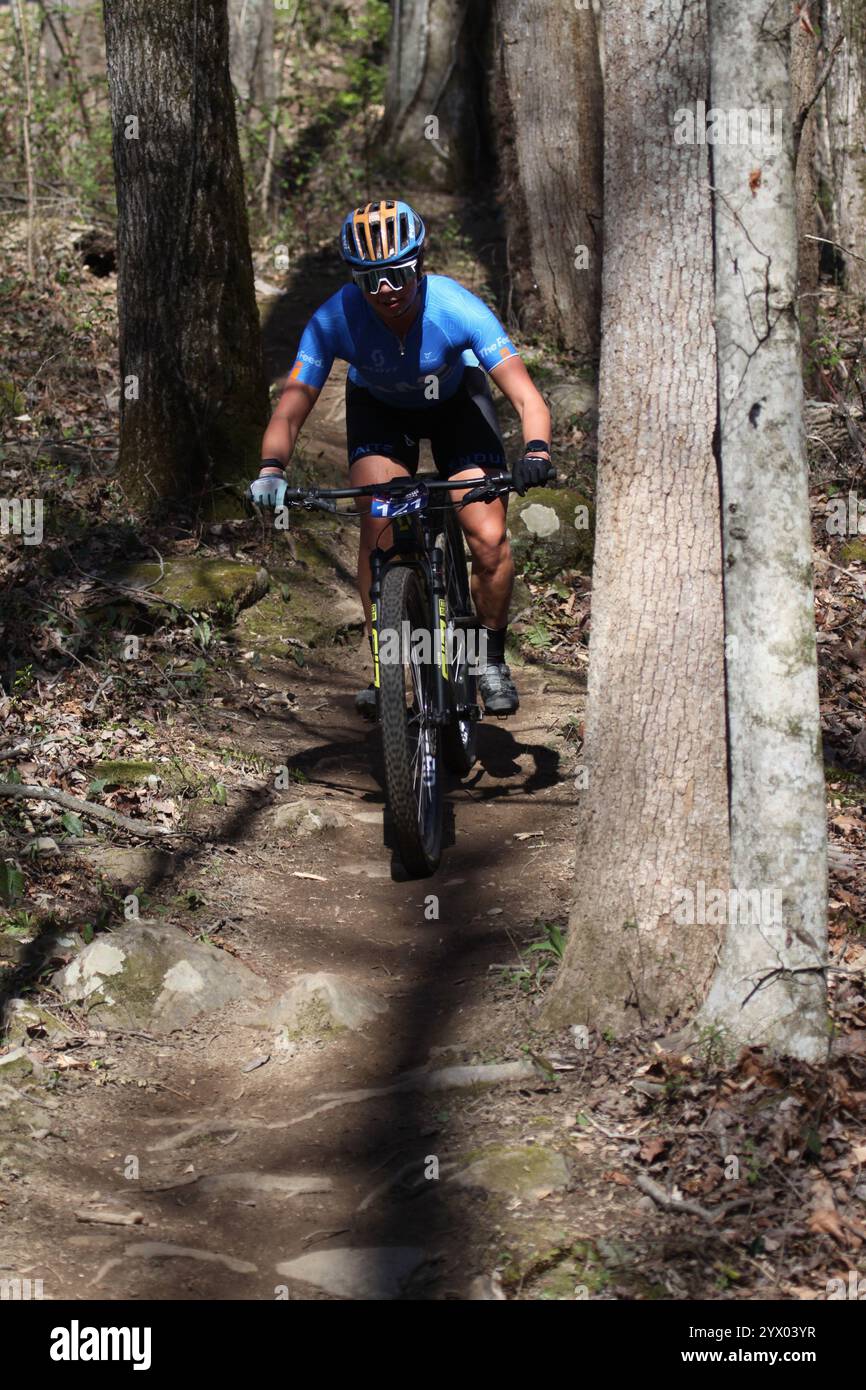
left=542, top=0, right=730, bottom=1034
left=10, top=0, right=37, bottom=279
left=699, top=0, right=828, bottom=1061
left=227, top=0, right=275, bottom=117
left=102, top=0, right=268, bottom=516
left=791, top=20, right=819, bottom=388
left=492, top=0, right=603, bottom=361
left=823, top=0, right=866, bottom=305
left=38, top=1, right=96, bottom=136
left=382, top=0, right=491, bottom=189
left=259, top=19, right=294, bottom=220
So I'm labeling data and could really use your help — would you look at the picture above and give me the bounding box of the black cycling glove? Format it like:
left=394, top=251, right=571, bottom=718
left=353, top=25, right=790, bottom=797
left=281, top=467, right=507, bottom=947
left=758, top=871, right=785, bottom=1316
left=512, top=448, right=553, bottom=497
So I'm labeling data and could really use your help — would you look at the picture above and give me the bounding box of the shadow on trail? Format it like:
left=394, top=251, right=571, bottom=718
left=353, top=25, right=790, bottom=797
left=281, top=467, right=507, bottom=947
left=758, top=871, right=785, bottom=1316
left=113, top=664, right=568, bottom=1298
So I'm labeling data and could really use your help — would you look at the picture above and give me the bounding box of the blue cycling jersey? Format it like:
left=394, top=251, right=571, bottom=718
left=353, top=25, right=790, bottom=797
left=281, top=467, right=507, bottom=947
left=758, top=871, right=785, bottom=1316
left=286, top=273, right=518, bottom=409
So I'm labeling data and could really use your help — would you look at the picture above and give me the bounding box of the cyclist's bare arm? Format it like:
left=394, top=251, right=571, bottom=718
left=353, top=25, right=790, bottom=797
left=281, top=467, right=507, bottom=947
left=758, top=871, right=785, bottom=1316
left=488, top=356, right=551, bottom=455
left=260, top=379, right=322, bottom=469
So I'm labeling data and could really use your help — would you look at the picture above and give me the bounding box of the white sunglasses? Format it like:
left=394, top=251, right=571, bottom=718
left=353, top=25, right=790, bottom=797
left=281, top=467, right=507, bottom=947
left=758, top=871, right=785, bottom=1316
left=351, top=259, right=419, bottom=294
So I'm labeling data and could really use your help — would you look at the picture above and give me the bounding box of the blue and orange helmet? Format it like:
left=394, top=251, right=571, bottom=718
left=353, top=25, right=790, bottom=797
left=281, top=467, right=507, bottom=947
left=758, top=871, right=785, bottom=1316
left=339, top=199, right=426, bottom=268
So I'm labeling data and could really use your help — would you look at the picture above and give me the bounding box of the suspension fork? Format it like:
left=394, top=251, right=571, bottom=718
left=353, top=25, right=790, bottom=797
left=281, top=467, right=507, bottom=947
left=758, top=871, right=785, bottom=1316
left=429, top=544, right=449, bottom=722
left=369, top=548, right=383, bottom=692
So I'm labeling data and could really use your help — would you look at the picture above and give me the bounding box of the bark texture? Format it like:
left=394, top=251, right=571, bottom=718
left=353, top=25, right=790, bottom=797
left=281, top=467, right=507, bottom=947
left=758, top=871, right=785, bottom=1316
left=102, top=0, right=268, bottom=515
left=823, top=0, right=866, bottom=303
left=382, top=0, right=491, bottom=189
left=700, top=0, right=828, bottom=1061
left=541, top=0, right=730, bottom=1034
left=492, top=0, right=603, bottom=360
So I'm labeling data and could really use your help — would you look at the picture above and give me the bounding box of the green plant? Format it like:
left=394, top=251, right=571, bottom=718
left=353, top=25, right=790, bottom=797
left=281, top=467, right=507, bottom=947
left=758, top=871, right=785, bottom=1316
left=742, top=1139, right=762, bottom=1187
left=558, top=713, right=582, bottom=743
left=2, top=909, right=37, bottom=938
left=12, top=664, right=33, bottom=695
left=714, top=1263, right=742, bottom=1291
left=204, top=781, right=228, bottom=806
left=696, top=1022, right=729, bottom=1073
left=663, top=1072, right=686, bottom=1102
left=525, top=624, right=553, bottom=650
left=190, top=615, right=214, bottom=651
left=504, top=921, right=567, bottom=994
left=0, top=861, right=24, bottom=906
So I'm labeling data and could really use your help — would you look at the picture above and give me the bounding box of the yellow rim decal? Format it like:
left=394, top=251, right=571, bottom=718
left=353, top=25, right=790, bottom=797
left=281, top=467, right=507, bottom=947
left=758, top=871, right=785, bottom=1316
left=439, top=599, right=448, bottom=680
left=371, top=604, right=380, bottom=689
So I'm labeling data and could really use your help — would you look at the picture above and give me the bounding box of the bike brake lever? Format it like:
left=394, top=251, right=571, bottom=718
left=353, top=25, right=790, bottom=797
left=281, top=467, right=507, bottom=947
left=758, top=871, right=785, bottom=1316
left=459, top=483, right=497, bottom=506
left=305, top=498, right=338, bottom=514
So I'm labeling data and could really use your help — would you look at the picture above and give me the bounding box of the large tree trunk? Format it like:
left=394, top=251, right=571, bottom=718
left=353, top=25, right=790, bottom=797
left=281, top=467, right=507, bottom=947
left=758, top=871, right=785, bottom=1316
left=542, top=0, right=730, bottom=1034
left=699, top=0, right=828, bottom=1061
left=823, top=0, right=866, bottom=306
left=102, top=0, right=268, bottom=516
left=382, top=0, right=492, bottom=189
left=492, top=0, right=603, bottom=361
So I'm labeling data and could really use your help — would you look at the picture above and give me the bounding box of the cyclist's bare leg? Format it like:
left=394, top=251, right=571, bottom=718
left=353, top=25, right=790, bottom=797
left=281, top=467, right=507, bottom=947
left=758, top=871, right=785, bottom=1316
left=448, top=467, right=513, bottom=629
left=351, top=453, right=413, bottom=634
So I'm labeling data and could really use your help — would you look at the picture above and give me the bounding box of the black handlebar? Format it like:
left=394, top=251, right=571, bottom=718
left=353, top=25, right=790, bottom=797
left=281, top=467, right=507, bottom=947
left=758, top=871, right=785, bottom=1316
left=277, top=467, right=556, bottom=513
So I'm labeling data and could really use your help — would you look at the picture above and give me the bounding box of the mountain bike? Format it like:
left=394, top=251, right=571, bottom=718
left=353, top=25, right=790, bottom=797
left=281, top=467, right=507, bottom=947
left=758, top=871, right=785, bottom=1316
left=277, top=472, right=515, bottom=877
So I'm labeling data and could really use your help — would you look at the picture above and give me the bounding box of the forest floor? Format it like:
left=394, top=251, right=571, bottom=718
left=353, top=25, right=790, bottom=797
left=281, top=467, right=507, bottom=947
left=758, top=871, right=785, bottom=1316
left=2, top=197, right=866, bottom=1301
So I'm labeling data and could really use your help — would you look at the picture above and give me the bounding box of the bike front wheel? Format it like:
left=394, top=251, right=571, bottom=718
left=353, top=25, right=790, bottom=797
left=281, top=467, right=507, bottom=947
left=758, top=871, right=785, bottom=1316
left=440, top=499, right=478, bottom=777
left=378, top=564, right=442, bottom=877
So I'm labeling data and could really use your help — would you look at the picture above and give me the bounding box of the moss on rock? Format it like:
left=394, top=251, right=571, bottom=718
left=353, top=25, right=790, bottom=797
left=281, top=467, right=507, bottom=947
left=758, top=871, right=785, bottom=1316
left=841, top=538, right=866, bottom=565
left=90, top=760, right=159, bottom=787
left=509, top=487, right=594, bottom=579
left=454, top=1143, right=569, bottom=1200
left=236, top=567, right=362, bottom=651
left=110, top=557, right=269, bottom=623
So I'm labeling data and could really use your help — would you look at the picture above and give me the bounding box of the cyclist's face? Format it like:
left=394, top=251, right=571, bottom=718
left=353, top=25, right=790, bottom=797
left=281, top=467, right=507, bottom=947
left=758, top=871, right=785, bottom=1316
left=362, top=265, right=423, bottom=322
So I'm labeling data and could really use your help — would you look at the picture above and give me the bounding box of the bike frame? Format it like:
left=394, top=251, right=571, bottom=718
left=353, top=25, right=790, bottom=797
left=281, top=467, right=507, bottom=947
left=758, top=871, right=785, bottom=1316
left=280, top=472, right=512, bottom=726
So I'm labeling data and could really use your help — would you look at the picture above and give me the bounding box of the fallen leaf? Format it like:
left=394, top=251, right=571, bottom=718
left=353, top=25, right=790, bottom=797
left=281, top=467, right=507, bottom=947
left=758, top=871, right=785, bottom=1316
left=639, top=1137, right=670, bottom=1165
left=603, top=1170, right=631, bottom=1187
left=808, top=1179, right=847, bottom=1244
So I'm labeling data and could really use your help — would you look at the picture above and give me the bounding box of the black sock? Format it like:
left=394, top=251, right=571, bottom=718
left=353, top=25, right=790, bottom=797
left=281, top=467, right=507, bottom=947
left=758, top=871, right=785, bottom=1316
left=481, top=625, right=507, bottom=664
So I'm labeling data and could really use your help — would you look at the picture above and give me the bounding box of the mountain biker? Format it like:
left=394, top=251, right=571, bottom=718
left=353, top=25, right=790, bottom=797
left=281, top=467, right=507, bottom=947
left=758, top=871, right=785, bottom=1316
left=249, top=198, right=553, bottom=718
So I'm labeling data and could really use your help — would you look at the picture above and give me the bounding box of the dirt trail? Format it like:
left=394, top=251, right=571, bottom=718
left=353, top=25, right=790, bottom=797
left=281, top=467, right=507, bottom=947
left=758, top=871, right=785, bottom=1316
left=0, top=232, right=607, bottom=1303
left=2, top=627, right=591, bottom=1301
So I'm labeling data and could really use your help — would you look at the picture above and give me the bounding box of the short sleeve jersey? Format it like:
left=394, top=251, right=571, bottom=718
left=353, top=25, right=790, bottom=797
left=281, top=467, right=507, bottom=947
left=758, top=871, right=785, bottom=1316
left=286, top=273, right=518, bottom=409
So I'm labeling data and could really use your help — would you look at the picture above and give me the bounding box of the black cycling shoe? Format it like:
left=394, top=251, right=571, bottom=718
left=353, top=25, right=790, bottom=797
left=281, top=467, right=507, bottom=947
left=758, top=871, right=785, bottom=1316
left=478, top=662, right=519, bottom=716
left=355, top=682, right=377, bottom=720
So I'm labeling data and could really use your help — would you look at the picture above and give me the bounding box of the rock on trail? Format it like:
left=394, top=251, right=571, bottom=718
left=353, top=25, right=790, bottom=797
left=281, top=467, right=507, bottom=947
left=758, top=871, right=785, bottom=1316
left=52, top=923, right=270, bottom=1032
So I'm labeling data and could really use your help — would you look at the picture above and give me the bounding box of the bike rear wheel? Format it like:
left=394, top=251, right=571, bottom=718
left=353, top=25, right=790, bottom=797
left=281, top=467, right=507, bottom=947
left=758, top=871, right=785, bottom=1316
left=440, top=500, right=478, bottom=776
left=378, top=564, right=442, bottom=876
